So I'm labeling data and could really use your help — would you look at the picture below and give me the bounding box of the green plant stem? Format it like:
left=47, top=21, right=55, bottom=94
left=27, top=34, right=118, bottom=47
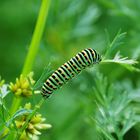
left=9, top=0, right=50, bottom=116
left=22, top=0, right=50, bottom=75
left=10, top=97, right=21, bottom=115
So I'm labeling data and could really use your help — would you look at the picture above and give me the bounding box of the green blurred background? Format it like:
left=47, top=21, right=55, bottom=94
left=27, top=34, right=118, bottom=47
left=1, top=0, right=140, bottom=140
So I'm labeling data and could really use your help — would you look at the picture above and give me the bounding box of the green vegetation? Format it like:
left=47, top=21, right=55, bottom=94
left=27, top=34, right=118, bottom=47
left=0, top=0, right=140, bottom=140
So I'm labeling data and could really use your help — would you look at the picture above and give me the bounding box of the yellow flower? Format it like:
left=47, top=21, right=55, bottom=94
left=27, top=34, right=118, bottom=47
left=9, top=72, right=35, bottom=97
left=15, top=103, right=52, bottom=140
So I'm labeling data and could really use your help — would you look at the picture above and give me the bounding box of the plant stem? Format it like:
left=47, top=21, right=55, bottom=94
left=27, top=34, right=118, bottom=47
left=10, top=97, right=21, bottom=115
left=10, top=0, right=51, bottom=123
left=22, top=0, right=51, bottom=75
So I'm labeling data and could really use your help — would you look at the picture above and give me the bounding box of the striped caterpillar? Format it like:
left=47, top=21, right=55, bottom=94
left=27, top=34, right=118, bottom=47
left=41, top=48, right=101, bottom=98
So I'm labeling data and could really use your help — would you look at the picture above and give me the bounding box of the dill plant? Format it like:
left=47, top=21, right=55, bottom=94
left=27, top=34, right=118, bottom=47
left=88, top=31, right=140, bottom=140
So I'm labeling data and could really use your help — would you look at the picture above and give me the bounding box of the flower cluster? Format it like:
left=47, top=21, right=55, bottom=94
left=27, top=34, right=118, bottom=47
left=9, top=72, right=35, bottom=97
left=15, top=103, right=52, bottom=140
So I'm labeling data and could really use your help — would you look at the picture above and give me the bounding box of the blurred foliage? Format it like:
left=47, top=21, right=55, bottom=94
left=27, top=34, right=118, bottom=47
left=1, top=0, right=140, bottom=140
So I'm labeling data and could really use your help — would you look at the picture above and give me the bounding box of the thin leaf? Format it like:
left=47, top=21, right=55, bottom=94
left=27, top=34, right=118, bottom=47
left=104, top=30, right=126, bottom=58
left=6, top=108, right=32, bottom=128
left=102, top=52, right=140, bottom=72
left=121, top=113, right=137, bottom=135
left=33, top=63, right=54, bottom=90
left=91, top=117, right=115, bottom=140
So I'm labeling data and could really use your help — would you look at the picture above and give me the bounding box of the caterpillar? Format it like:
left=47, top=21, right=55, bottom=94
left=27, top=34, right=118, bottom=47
left=41, top=48, right=101, bottom=98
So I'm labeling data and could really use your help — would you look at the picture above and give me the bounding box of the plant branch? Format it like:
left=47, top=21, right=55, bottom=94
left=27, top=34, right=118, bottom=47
left=15, top=99, right=45, bottom=140
left=22, top=0, right=51, bottom=75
